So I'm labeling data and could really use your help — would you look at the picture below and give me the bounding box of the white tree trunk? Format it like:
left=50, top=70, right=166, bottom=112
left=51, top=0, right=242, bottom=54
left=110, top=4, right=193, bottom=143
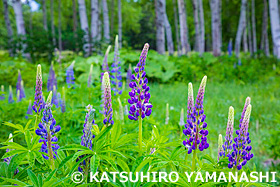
left=78, top=0, right=91, bottom=56
left=164, top=13, right=174, bottom=55
left=234, top=0, right=247, bottom=58
left=73, top=0, right=79, bottom=52
left=192, top=0, right=200, bottom=52
left=3, top=0, right=13, bottom=56
left=155, top=0, right=165, bottom=54
left=118, top=0, right=122, bottom=48
left=178, top=0, right=190, bottom=55
left=102, top=0, right=110, bottom=43
left=247, top=4, right=253, bottom=55
left=198, top=0, right=205, bottom=54
left=172, top=0, right=180, bottom=55
left=91, top=0, right=99, bottom=42
left=243, top=28, right=248, bottom=52
left=210, top=0, right=221, bottom=56
left=251, top=0, right=257, bottom=53
left=42, top=0, right=48, bottom=31
left=50, top=0, right=56, bottom=46
left=261, top=0, right=270, bottom=56
left=269, top=0, right=280, bottom=58
left=58, top=0, right=62, bottom=51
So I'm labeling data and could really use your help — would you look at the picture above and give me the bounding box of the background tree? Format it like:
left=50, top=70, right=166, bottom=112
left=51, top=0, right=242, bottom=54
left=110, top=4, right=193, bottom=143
left=155, top=0, right=165, bottom=54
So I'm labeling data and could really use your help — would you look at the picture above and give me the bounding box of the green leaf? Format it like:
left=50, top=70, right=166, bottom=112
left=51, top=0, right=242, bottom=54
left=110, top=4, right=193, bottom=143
left=2, top=150, right=26, bottom=159
left=60, top=144, right=92, bottom=151
left=3, top=122, right=24, bottom=131
left=72, top=150, right=95, bottom=161
left=0, top=177, right=28, bottom=186
left=25, top=130, right=32, bottom=149
left=58, top=154, right=74, bottom=169
left=117, top=159, right=130, bottom=172
left=27, top=169, right=39, bottom=187
left=90, top=154, right=100, bottom=173
left=94, top=125, right=113, bottom=142
left=45, top=169, right=57, bottom=181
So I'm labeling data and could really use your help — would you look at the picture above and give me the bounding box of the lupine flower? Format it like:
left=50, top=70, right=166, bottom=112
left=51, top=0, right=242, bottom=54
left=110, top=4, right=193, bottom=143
left=126, top=64, right=132, bottom=88
left=228, top=39, right=232, bottom=56
left=66, top=61, right=75, bottom=88
left=183, top=76, right=209, bottom=154
left=16, top=70, right=22, bottom=94
left=0, top=85, right=4, bottom=100
left=51, top=86, right=59, bottom=108
left=111, top=35, right=122, bottom=95
left=187, top=83, right=194, bottom=119
left=165, top=103, right=169, bottom=125
left=118, top=97, right=124, bottom=121
left=20, top=80, right=26, bottom=99
left=179, top=108, right=184, bottom=126
left=222, top=106, right=234, bottom=157
left=47, top=62, right=57, bottom=91
left=3, top=133, right=19, bottom=175
left=88, top=64, right=93, bottom=87
left=25, top=100, right=33, bottom=119
left=228, top=99, right=253, bottom=170
left=35, top=92, right=61, bottom=160
left=128, top=43, right=153, bottom=121
left=61, top=87, right=66, bottom=113
left=32, top=65, right=43, bottom=114
left=218, top=134, right=223, bottom=161
left=102, top=72, right=114, bottom=126
left=101, top=45, right=111, bottom=81
left=8, top=85, right=14, bottom=103
left=78, top=105, right=96, bottom=172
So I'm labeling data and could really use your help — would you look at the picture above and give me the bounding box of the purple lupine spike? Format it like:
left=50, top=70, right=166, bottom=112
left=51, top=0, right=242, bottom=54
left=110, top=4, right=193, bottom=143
left=61, top=87, right=66, bottom=113
left=35, top=92, right=60, bottom=160
left=101, top=46, right=112, bottom=81
left=66, top=61, right=75, bottom=88
left=111, top=35, right=123, bottom=95
left=16, top=70, right=22, bottom=94
left=8, top=85, right=14, bottom=103
left=183, top=76, right=208, bottom=154
left=78, top=105, right=96, bottom=172
left=0, top=85, right=5, bottom=100
left=20, top=80, right=25, bottom=100
left=127, top=43, right=153, bottom=121
left=51, top=86, right=59, bottom=108
left=88, top=64, right=93, bottom=87
left=227, top=101, right=253, bottom=170
left=239, top=97, right=250, bottom=128
left=222, top=106, right=234, bottom=157
left=32, top=65, right=43, bottom=114
left=126, top=64, right=132, bottom=88
left=25, top=100, right=33, bottom=119
left=102, top=72, right=114, bottom=126
left=218, top=134, right=223, bottom=161
left=3, top=133, right=19, bottom=175
left=16, top=89, right=20, bottom=102
left=48, top=62, right=57, bottom=91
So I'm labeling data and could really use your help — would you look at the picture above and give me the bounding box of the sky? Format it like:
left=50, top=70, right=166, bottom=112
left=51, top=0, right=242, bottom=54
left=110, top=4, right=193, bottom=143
left=21, top=0, right=40, bottom=12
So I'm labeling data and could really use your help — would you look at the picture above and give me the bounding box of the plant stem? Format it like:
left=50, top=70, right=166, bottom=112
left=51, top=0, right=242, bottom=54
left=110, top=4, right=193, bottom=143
left=47, top=133, right=55, bottom=171
left=139, top=117, right=143, bottom=156
left=191, top=149, right=197, bottom=172
left=34, top=113, right=38, bottom=132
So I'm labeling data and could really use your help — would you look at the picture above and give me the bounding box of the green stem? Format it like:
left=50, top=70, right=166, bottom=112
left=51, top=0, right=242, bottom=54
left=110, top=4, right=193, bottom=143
left=191, top=149, right=197, bottom=172
left=139, top=117, right=143, bottom=156
left=34, top=114, right=38, bottom=132
left=47, top=133, right=55, bottom=171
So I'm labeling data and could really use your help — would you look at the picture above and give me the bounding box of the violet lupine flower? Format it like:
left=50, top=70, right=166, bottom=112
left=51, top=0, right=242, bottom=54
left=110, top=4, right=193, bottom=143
left=0, top=85, right=5, bottom=100
left=228, top=39, right=232, bottom=57
left=8, top=85, right=14, bottom=103
left=111, top=35, right=123, bottom=95
left=101, top=46, right=111, bottom=81
left=66, top=61, right=75, bottom=88
left=179, top=108, right=184, bottom=126
left=126, top=64, right=132, bottom=88
left=221, top=106, right=234, bottom=157
left=228, top=99, right=253, bottom=170
left=102, top=72, right=114, bottom=126
left=51, top=86, right=59, bottom=108
left=32, top=65, right=44, bottom=114
left=61, top=87, right=66, bottom=113
left=47, top=63, right=57, bottom=91
left=3, top=133, right=19, bottom=175
left=128, top=43, right=153, bottom=121
left=16, top=70, right=22, bottom=94
left=218, top=134, right=223, bottom=161
left=88, top=64, right=93, bottom=87
left=35, top=92, right=61, bottom=160
left=183, top=76, right=209, bottom=154
left=25, top=100, right=33, bottom=119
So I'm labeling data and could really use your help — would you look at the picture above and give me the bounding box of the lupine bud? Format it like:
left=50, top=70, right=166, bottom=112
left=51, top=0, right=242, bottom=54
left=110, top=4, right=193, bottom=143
left=36, top=91, right=60, bottom=160
left=126, top=64, right=132, bottom=88
left=16, top=90, right=20, bottom=102
left=222, top=106, right=234, bottom=157
left=179, top=108, right=184, bottom=126
left=111, top=35, right=123, bottom=95
left=218, top=134, right=223, bottom=161
left=118, top=97, right=124, bottom=121
left=101, top=45, right=111, bottom=81
left=128, top=43, right=153, bottom=121
left=61, top=87, right=66, bottom=113
left=183, top=76, right=209, bottom=154
left=66, top=61, right=75, bottom=88
left=102, top=72, right=114, bottom=126
left=32, top=65, right=43, bottom=113
left=165, top=103, right=169, bottom=125
left=20, top=80, right=25, bottom=99
left=25, top=100, right=33, bottom=119
left=0, top=85, right=4, bottom=100
left=8, top=85, right=14, bottom=103
left=88, top=64, right=93, bottom=87
left=47, top=62, right=57, bottom=91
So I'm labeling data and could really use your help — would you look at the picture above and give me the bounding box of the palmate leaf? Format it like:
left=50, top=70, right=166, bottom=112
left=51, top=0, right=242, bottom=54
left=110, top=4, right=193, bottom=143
left=72, top=150, right=95, bottom=161
left=0, top=142, right=28, bottom=151
left=27, top=169, right=39, bottom=187
left=90, top=154, right=100, bottom=173
left=7, top=153, right=26, bottom=178
left=0, top=177, right=28, bottom=186
left=60, top=144, right=92, bottom=151
left=102, top=155, right=119, bottom=171
left=3, top=122, right=24, bottom=132
left=117, top=159, right=130, bottom=173
left=94, top=125, right=113, bottom=142
left=2, top=150, right=26, bottom=159
left=24, top=130, right=32, bottom=149
left=68, top=154, right=91, bottom=175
